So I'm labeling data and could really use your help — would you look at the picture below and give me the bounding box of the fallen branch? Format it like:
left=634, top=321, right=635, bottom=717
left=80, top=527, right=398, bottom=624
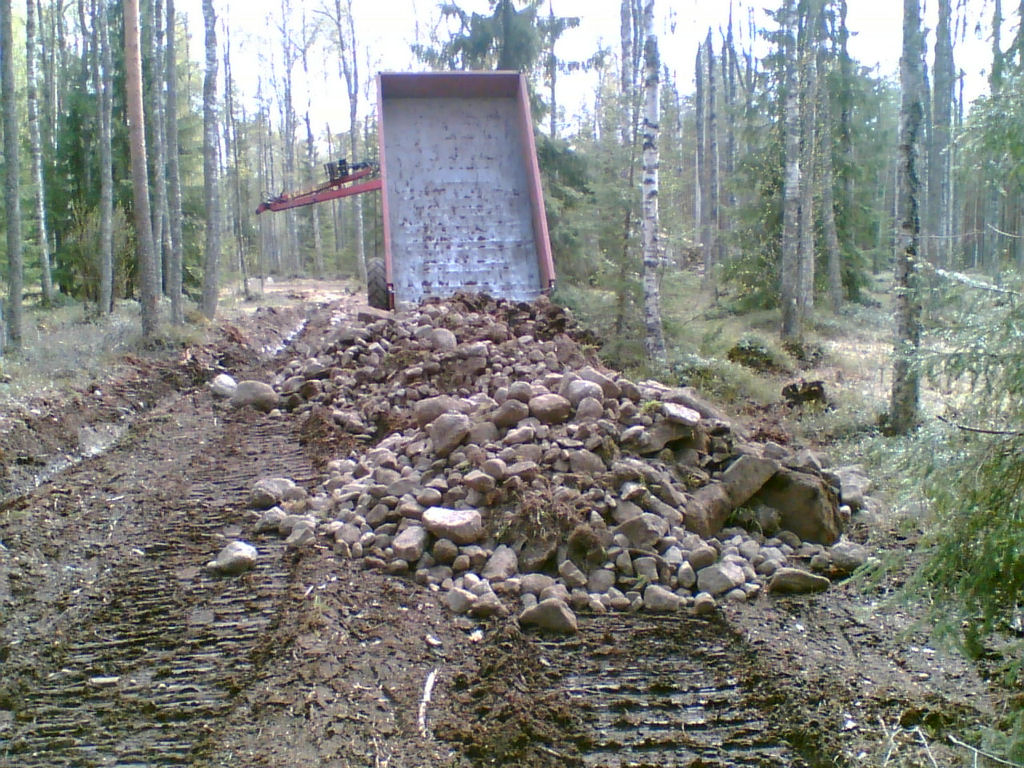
left=936, top=414, right=1024, bottom=436
left=418, top=667, right=438, bottom=738
left=948, top=734, right=1024, bottom=767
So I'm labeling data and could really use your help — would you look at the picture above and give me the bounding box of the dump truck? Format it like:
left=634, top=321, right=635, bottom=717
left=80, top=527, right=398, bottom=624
left=256, top=71, right=555, bottom=311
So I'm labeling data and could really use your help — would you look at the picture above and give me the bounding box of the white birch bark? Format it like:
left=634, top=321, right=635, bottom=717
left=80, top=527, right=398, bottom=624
left=640, top=0, right=665, bottom=365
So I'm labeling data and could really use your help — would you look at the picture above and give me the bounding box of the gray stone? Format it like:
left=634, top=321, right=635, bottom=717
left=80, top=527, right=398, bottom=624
left=529, top=393, right=573, bottom=424
left=413, top=395, right=464, bottom=427
left=210, top=373, right=237, bottom=398
left=687, top=544, right=718, bottom=571
left=768, top=568, right=831, bottom=594
left=207, top=540, right=258, bottom=575
left=558, top=559, right=588, bottom=588
left=481, top=545, right=519, bottom=581
left=422, top=506, right=483, bottom=545
left=278, top=514, right=316, bottom=537
left=249, top=477, right=301, bottom=510
left=661, top=402, right=701, bottom=426
left=285, top=524, right=316, bottom=550
left=520, top=572, right=556, bottom=595
left=470, top=592, right=509, bottom=618
left=463, top=470, right=496, bottom=493
left=834, top=465, right=871, bottom=511
left=612, top=513, right=669, bottom=549
left=587, top=568, right=616, bottom=594
left=575, top=396, right=605, bottom=421
left=569, top=449, right=606, bottom=475
left=753, top=468, right=842, bottom=545
left=492, top=398, right=530, bottom=428
left=644, top=584, right=682, bottom=612
left=429, top=328, right=458, bottom=351
left=565, top=379, right=604, bottom=407
left=579, top=366, right=621, bottom=399
left=829, top=540, right=869, bottom=575
left=254, top=506, right=287, bottom=534
left=692, top=592, right=717, bottom=616
left=428, top=412, right=471, bottom=458
left=392, top=525, right=430, bottom=562
left=518, top=598, right=578, bottom=634
left=446, top=587, right=477, bottom=614
left=676, top=561, right=697, bottom=589
left=696, top=562, right=746, bottom=596
left=230, top=381, right=279, bottom=412
left=539, top=583, right=571, bottom=603
left=633, top=556, right=659, bottom=582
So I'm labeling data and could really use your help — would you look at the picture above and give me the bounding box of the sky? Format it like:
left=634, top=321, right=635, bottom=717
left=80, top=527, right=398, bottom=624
left=177, top=0, right=997, bottom=138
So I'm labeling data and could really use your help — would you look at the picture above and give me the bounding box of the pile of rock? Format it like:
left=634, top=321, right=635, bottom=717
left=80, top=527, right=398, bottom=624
left=220, top=294, right=873, bottom=632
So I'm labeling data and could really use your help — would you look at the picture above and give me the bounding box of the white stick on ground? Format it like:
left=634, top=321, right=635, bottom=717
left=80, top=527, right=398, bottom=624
left=418, top=667, right=438, bottom=738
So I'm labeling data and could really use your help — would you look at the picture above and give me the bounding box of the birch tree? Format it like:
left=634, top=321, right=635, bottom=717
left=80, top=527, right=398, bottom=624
left=797, top=4, right=817, bottom=321
left=928, top=0, right=953, bottom=267
left=26, top=0, right=54, bottom=304
left=2, top=0, right=24, bottom=349
left=640, top=0, right=665, bottom=364
left=200, top=0, right=221, bottom=319
left=125, top=0, right=161, bottom=337
left=890, top=0, right=924, bottom=434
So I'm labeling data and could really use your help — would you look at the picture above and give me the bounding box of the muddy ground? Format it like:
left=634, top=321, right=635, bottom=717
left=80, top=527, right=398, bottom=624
left=0, top=282, right=997, bottom=767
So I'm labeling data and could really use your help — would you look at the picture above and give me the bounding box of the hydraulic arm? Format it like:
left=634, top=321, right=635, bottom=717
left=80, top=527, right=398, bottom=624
left=255, top=160, right=381, bottom=214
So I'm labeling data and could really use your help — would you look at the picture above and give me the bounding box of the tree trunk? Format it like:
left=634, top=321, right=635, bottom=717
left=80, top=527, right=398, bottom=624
left=305, top=111, right=325, bottom=278
left=798, top=7, right=817, bottom=320
left=97, top=0, right=115, bottom=314
left=890, top=0, right=924, bottom=435
left=780, top=0, right=801, bottom=341
left=694, top=43, right=704, bottom=263
left=200, top=0, right=221, bottom=319
left=818, top=22, right=843, bottom=313
left=223, top=21, right=250, bottom=298
left=705, top=30, right=720, bottom=297
left=165, top=0, right=184, bottom=324
left=26, top=0, right=54, bottom=305
left=332, top=0, right=366, bottom=283
left=640, top=0, right=665, bottom=365
left=1, top=0, right=24, bottom=350
left=929, top=0, right=953, bottom=268
left=148, top=0, right=169, bottom=295
left=125, top=0, right=160, bottom=338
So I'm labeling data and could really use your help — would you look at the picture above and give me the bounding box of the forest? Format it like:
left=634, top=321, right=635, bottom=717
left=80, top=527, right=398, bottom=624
left=3, top=0, right=1024, bottom=763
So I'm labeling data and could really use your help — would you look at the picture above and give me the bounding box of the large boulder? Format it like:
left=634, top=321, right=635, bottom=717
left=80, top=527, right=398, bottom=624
left=752, top=468, right=843, bottom=545
left=684, top=456, right=779, bottom=538
left=528, top=394, right=572, bottom=424
left=768, top=567, right=831, bottom=594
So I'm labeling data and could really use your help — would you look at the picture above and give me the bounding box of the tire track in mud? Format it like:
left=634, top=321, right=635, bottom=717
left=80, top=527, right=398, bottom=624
left=536, top=614, right=806, bottom=768
left=1, top=401, right=318, bottom=767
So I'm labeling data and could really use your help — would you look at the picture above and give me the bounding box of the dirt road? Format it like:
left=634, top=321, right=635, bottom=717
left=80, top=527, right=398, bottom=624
left=0, top=286, right=993, bottom=767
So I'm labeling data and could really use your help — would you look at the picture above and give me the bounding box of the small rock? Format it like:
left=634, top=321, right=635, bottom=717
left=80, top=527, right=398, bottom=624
left=692, top=592, right=717, bottom=616
left=768, top=568, right=831, bottom=594
left=558, top=559, right=588, bottom=588
left=428, top=412, right=471, bottom=458
left=230, top=380, right=279, bottom=412
left=829, top=540, right=869, bottom=575
left=528, top=393, right=573, bottom=424
left=696, top=562, right=746, bottom=596
left=520, top=572, right=556, bottom=595
left=210, top=373, right=238, bottom=398
left=285, top=523, right=316, bottom=550
left=422, top=506, right=483, bottom=545
left=687, top=544, right=718, bottom=571
left=481, top=545, right=518, bottom=581
left=249, top=477, right=301, bottom=510
left=587, top=568, right=616, bottom=594
left=207, top=541, right=258, bottom=575
left=519, top=598, right=578, bottom=634
left=253, top=506, right=286, bottom=534
left=643, top=584, right=681, bottom=612
left=392, top=525, right=430, bottom=562
left=446, top=587, right=477, bottom=614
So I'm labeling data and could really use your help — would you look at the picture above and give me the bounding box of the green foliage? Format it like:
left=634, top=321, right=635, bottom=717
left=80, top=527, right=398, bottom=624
left=906, top=274, right=1024, bottom=758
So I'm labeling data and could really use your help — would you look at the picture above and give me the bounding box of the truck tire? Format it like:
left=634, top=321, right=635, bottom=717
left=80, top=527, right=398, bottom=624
left=367, top=258, right=389, bottom=310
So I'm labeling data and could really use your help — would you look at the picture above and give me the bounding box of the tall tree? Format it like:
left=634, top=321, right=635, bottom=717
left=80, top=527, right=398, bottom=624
left=817, top=7, right=843, bottom=312
left=96, top=0, right=115, bottom=314
left=640, top=0, right=665, bottom=364
left=928, top=0, right=954, bottom=267
left=26, top=0, right=54, bottom=305
left=890, top=0, right=924, bottom=434
left=797, top=2, right=818, bottom=320
left=125, top=0, right=161, bottom=337
left=702, top=29, right=720, bottom=295
left=328, top=0, right=366, bottom=283
left=165, top=0, right=184, bottom=324
left=200, top=0, right=221, bottom=319
left=780, top=0, right=802, bottom=341
left=148, top=0, right=169, bottom=294
left=2, top=0, right=24, bottom=350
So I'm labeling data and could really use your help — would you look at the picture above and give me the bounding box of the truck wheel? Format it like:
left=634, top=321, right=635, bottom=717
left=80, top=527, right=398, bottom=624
left=367, top=258, right=389, bottom=309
